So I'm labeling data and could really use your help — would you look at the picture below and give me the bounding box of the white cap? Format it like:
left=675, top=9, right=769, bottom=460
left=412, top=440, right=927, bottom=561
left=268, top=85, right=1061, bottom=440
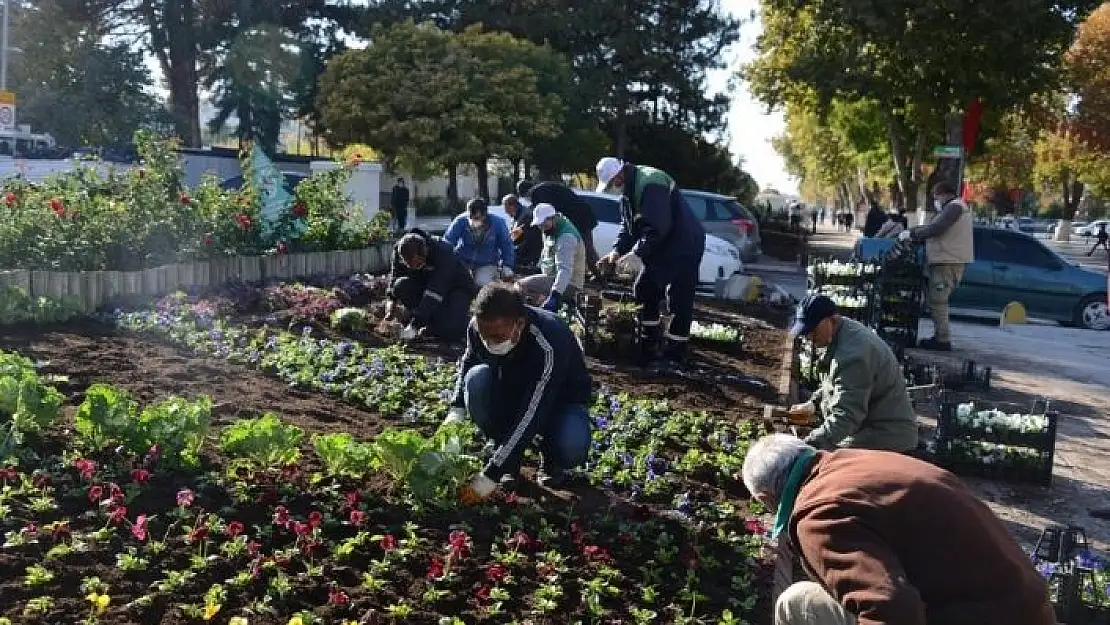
left=531, top=202, right=557, bottom=226
left=595, top=157, right=624, bottom=193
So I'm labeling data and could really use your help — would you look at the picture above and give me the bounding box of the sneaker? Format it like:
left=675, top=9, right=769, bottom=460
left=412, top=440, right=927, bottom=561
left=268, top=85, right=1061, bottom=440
left=917, top=337, right=952, bottom=352
left=537, top=468, right=568, bottom=489
left=499, top=473, right=520, bottom=489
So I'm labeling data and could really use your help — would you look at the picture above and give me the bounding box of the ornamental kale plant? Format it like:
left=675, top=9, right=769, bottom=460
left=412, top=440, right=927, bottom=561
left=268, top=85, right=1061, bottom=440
left=219, top=413, right=304, bottom=468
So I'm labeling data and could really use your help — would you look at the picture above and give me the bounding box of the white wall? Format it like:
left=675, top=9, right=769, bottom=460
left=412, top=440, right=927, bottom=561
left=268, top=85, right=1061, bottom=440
left=312, top=161, right=383, bottom=221
left=0, top=157, right=130, bottom=182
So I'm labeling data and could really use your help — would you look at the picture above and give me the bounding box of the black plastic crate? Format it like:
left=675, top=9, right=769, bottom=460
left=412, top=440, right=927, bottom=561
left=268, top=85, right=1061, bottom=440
left=932, top=399, right=1058, bottom=486
left=940, top=360, right=992, bottom=392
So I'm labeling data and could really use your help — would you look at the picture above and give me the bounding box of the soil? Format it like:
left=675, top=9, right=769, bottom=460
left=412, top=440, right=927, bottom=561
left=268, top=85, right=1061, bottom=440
left=0, top=297, right=789, bottom=624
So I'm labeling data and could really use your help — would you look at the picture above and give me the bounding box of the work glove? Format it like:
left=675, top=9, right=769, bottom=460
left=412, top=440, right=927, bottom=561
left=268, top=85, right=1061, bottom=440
left=617, top=252, right=644, bottom=275
left=542, top=291, right=561, bottom=312
left=898, top=230, right=913, bottom=243
left=399, top=324, right=418, bottom=342
left=459, top=474, right=497, bottom=506
left=384, top=299, right=396, bottom=321
left=443, top=407, right=466, bottom=425
left=787, top=402, right=816, bottom=426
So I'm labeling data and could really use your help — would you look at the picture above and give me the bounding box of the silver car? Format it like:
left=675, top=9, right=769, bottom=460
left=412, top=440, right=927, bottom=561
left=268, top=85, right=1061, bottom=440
left=679, top=189, right=762, bottom=263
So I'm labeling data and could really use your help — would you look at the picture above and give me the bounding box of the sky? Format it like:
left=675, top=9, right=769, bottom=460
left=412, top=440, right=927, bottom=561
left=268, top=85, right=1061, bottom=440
left=707, top=0, right=796, bottom=194
left=150, top=0, right=796, bottom=194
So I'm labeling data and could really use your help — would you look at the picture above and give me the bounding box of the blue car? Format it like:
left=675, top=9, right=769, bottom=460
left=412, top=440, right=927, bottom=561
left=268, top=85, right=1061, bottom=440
left=858, top=227, right=1108, bottom=330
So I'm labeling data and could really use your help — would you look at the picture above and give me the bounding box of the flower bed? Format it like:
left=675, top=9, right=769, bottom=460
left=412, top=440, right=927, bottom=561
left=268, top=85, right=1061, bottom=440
left=0, top=316, right=775, bottom=624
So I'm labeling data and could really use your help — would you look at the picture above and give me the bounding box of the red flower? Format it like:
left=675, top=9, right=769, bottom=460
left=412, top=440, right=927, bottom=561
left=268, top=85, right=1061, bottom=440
left=744, top=518, right=767, bottom=535
left=226, top=521, right=245, bottom=538
left=131, top=468, right=151, bottom=484
left=179, top=192, right=191, bottom=205
left=4, top=192, right=16, bottom=206
left=32, top=472, right=51, bottom=488
left=49, top=198, right=65, bottom=216
left=308, top=511, right=323, bottom=528
left=380, top=534, right=398, bottom=552
left=272, top=506, right=290, bottom=527
left=0, top=467, right=17, bottom=482
left=108, top=505, right=127, bottom=525
left=292, top=202, right=307, bottom=218
left=507, top=531, right=538, bottom=551
left=328, top=587, right=350, bottom=606
left=448, top=530, right=470, bottom=559
left=427, top=556, right=444, bottom=579
left=108, top=482, right=124, bottom=505
left=501, top=491, right=519, bottom=505
left=348, top=510, right=366, bottom=526
left=486, top=563, right=508, bottom=584
left=132, top=514, right=148, bottom=541
left=87, top=485, right=104, bottom=503
left=475, top=585, right=491, bottom=602
left=176, top=488, right=195, bottom=508
left=74, top=458, right=97, bottom=481
left=246, top=540, right=261, bottom=555
left=235, top=213, right=251, bottom=231
left=203, top=234, right=213, bottom=246
left=52, top=522, right=70, bottom=539
left=188, top=525, right=208, bottom=543
left=292, top=522, right=310, bottom=537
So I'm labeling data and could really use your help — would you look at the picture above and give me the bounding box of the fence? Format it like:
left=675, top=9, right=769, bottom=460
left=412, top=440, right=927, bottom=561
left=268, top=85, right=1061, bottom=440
left=0, top=242, right=394, bottom=314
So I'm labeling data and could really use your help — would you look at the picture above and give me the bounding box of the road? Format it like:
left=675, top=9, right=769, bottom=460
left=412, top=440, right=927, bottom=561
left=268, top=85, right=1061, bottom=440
left=1036, top=232, right=1109, bottom=275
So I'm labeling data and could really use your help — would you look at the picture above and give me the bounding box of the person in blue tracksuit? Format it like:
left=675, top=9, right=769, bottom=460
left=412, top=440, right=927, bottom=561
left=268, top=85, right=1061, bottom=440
left=443, top=198, right=516, bottom=287
left=594, top=157, right=706, bottom=365
left=385, top=230, right=477, bottom=343
left=447, top=284, right=593, bottom=502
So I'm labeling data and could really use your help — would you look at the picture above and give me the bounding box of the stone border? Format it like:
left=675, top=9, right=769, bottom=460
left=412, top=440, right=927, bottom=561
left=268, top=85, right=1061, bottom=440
left=762, top=327, right=802, bottom=607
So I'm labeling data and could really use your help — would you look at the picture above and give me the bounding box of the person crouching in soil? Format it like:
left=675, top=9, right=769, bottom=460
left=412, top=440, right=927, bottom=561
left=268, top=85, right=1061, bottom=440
left=447, top=283, right=593, bottom=503
left=743, top=434, right=1056, bottom=625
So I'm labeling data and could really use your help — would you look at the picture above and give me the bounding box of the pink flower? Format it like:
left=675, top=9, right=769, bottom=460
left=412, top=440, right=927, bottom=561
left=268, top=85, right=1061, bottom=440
left=74, top=458, right=97, bottom=481
left=87, top=485, right=104, bottom=503
left=246, top=540, right=261, bottom=555
left=507, top=530, right=537, bottom=551
left=582, top=544, right=612, bottom=563
left=22, top=523, right=38, bottom=536
left=448, top=530, right=470, bottom=557
left=744, top=518, right=767, bottom=535
left=380, top=534, right=398, bottom=552
left=131, top=468, right=151, bottom=484
left=108, top=505, right=127, bottom=525
left=108, top=483, right=124, bottom=505
left=343, top=490, right=360, bottom=509
left=475, top=585, right=491, bottom=602
left=188, top=526, right=208, bottom=543
left=226, top=521, right=244, bottom=538
left=176, top=488, right=195, bottom=508
left=132, top=514, right=148, bottom=541
left=348, top=510, right=366, bottom=526
left=292, top=522, right=310, bottom=537
left=307, top=511, right=323, bottom=528
left=272, top=506, right=290, bottom=527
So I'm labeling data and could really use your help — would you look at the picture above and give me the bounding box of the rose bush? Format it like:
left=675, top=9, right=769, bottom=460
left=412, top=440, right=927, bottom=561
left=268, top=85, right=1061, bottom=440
left=0, top=132, right=390, bottom=272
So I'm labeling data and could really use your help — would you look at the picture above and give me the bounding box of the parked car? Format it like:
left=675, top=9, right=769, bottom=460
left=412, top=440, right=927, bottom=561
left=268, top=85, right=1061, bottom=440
left=1072, top=221, right=1090, bottom=235
left=489, top=190, right=742, bottom=292
left=1017, top=217, right=1036, bottom=233
left=220, top=173, right=307, bottom=195
left=857, top=227, right=1109, bottom=330
left=679, top=189, right=762, bottom=263
left=1079, top=220, right=1109, bottom=237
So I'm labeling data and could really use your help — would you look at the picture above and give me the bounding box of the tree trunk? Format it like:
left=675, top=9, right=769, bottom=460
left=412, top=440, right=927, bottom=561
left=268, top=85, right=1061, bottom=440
left=149, top=0, right=203, bottom=147
left=475, top=156, right=490, bottom=201
left=447, top=162, right=459, bottom=212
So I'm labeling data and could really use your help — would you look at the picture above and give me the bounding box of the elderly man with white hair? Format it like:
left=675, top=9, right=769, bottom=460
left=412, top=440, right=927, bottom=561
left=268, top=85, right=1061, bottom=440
left=742, top=434, right=1055, bottom=625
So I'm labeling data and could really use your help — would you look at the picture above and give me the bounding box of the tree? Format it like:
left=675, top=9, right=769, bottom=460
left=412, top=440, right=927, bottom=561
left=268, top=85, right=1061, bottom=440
left=316, top=21, right=566, bottom=207
left=10, top=0, right=166, bottom=147
left=746, top=0, right=1100, bottom=211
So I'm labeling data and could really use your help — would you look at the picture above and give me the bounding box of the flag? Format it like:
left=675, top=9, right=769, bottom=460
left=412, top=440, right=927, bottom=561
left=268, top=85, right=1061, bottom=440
left=248, top=144, right=303, bottom=242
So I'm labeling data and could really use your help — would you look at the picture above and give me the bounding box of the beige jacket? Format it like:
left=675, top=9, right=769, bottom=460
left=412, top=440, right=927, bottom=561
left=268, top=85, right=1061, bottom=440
left=915, top=199, right=974, bottom=265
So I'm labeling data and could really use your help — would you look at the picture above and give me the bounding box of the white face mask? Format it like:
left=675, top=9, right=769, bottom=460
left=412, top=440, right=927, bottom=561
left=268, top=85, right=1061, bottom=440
left=469, top=218, right=486, bottom=230
left=481, top=324, right=522, bottom=355
left=933, top=198, right=945, bottom=211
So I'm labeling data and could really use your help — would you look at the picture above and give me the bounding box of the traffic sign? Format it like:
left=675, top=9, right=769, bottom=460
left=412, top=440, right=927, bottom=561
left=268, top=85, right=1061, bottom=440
left=0, top=91, right=15, bottom=105
left=0, top=103, right=14, bottom=130
left=933, top=145, right=963, bottom=159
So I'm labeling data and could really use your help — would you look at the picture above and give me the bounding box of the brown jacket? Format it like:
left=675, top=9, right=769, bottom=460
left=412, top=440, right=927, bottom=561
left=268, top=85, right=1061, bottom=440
left=787, top=450, right=1054, bottom=625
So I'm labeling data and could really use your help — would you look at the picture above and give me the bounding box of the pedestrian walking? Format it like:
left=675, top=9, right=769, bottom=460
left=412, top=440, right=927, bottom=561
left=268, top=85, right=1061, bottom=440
left=390, top=177, right=409, bottom=235
left=1088, top=223, right=1109, bottom=257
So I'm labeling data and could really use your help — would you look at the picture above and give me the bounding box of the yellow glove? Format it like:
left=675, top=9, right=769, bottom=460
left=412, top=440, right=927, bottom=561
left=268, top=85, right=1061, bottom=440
left=459, top=474, right=497, bottom=505
left=787, top=402, right=816, bottom=425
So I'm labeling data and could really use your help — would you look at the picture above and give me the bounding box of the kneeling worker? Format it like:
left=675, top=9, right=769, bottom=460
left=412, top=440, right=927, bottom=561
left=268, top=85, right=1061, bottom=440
left=743, top=434, right=1055, bottom=625
left=518, top=203, right=587, bottom=312
left=788, top=294, right=918, bottom=452
left=385, top=230, right=478, bottom=343
left=447, top=284, right=593, bottom=502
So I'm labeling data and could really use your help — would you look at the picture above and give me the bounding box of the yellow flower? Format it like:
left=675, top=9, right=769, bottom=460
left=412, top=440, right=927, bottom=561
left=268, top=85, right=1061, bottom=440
left=202, top=602, right=221, bottom=620
left=85, top=592, right=110, bottom=614
left=287, top=617, right=304, bottom=625
left=229, top=618, right=249, bottom=625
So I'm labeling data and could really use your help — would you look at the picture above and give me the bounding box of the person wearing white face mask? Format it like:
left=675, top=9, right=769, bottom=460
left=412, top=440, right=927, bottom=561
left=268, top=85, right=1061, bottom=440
left=447, top=283, right=593, bottom=504
left=897, top=181, right=974, bottom=351
left=443, top=198, right=516, bottom=287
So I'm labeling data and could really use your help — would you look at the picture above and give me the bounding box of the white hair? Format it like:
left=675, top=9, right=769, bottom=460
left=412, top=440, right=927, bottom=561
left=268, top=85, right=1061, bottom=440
left=742, top=434, right=814, bottom=504
left=502, top=193, right=518, bottom=204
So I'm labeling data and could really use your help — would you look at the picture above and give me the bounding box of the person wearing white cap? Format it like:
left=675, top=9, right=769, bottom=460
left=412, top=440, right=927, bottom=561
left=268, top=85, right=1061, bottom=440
left=517, top=203, right=587, bottom=312
left=594, top=157, right=706, bottom=366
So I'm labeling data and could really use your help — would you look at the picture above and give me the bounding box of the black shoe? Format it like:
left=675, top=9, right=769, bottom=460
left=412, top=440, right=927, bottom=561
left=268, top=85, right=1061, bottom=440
left=917, top=337, right=952, bottom=352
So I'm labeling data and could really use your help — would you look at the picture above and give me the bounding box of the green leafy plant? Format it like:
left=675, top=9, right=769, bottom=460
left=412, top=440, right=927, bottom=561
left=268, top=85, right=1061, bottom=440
left=330, top=307, right=369, bottom=332
left=74, top=384, right=210, bottom=468
left=369, top=422, right=479, bottom=502
left=219, top=413, right=303, bottom=468
left=0, top=350, right=64, bottom=455
left=312, top=432, right=375, bottom=478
